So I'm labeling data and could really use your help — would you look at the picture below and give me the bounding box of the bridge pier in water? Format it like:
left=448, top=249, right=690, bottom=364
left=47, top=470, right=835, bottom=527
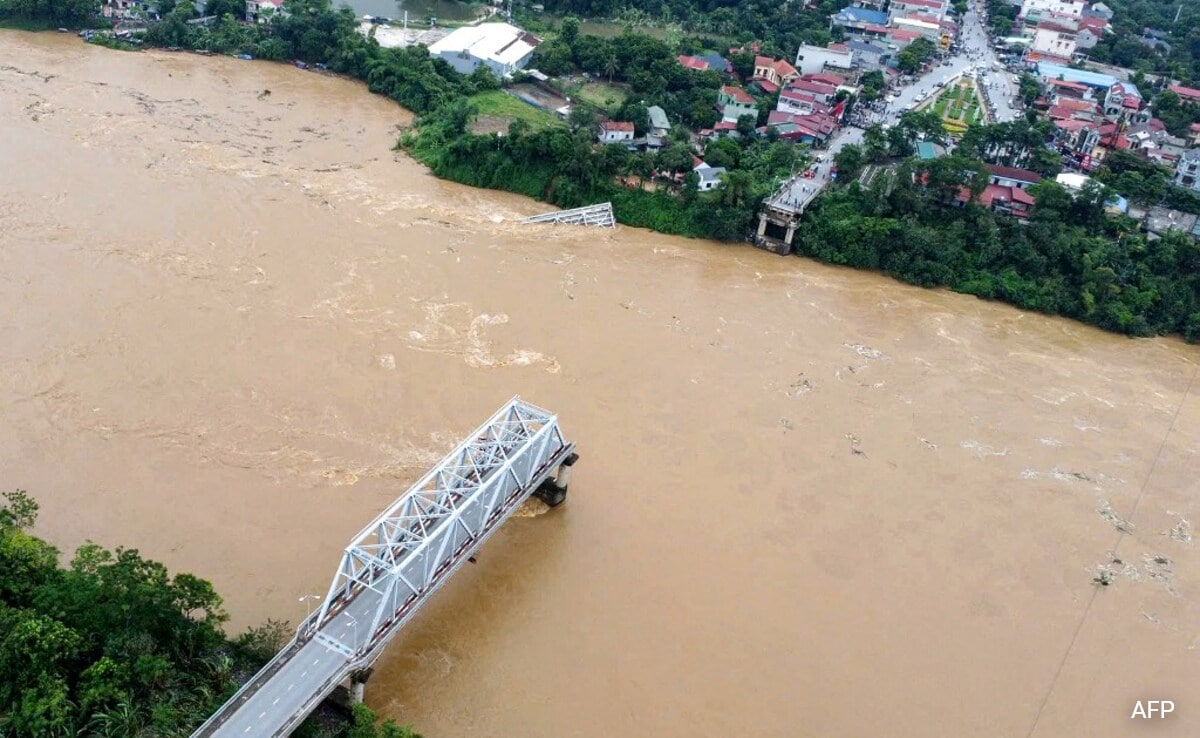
left=533, top=452, right=579, bottom=507
left=190, top=397, right=577, bottom=738
left=349, top=668, right=373, bottom=705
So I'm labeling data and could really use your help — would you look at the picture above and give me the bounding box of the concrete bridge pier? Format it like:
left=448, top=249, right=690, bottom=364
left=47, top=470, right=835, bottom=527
left=754, top=204, right=800, bottom=255
left=533, top=452, right=579, bottom=507
left=349, top=668, right=373, bottom=705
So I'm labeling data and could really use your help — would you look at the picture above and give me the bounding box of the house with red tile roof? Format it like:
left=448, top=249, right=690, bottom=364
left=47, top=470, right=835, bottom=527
left=956, top=184, right=1037, bottom=218
left=677, top=55, right=709, bottom=72
left=985, top=164, right=1043, bottom=189
left=597, top=120, right=635, bottom=146
left=752, top=56, right=799, bottom=92
left=788, top=79, right=837, bottom=103
left=717, top=85, right=758, bottom=122
left=888, top=28, right=923, bottom=45
left=1168, top=84, right=1200, bottom=103
left=1047, top=77, right=1090, bottom=98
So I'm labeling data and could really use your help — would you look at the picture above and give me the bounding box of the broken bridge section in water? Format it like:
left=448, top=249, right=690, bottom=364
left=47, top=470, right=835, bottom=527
left=521, top=202, right=616, bottom=228
left=191, top=397, right=579, bottom=738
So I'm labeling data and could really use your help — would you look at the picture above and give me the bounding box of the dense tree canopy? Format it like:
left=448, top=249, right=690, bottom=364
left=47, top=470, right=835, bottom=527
left=797, top=119, right=1200, bottom=340
left=531, top=0, right=843, bottom=58
left=1081, top=0, right=1200, bottom=84
left=0, top=0, right=97, bottom=26
left=0, top=490, right=423, bottom=737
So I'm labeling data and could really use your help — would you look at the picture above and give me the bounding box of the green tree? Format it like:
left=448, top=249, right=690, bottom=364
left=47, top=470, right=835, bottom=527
left=834, top=144, right=865, bottom=184
left=559, top=15, right=579, bottom=51
left=205, top=0, right=242, bottom=19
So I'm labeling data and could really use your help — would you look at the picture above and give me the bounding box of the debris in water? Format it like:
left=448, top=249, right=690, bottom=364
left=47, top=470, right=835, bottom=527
left=787, top=373, right=813, bottom=397
left=1098, top=502, right=1134, bottom=534
left=1142, top=554, right=1177, bottom=595
left=1164, top=514, right=1193, bottom=544
left=846, top=432, right=866, bottom=457
left=843, top=343, right=885, bottom=360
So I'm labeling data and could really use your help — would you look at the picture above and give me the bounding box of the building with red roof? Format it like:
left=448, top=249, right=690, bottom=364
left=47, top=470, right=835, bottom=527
left=957, top=184, right=1036, bottom=218
left=597, top=120, right=635, bottom=146
left=985, top=164, right=1043, bottom=189
left=1168, top=84, right=1200, bottom=103
left=677, top=55, right=709, bottom=72
left=752, top=56, right=799, bottom=91
left=717, top=85, right=758, bottom=122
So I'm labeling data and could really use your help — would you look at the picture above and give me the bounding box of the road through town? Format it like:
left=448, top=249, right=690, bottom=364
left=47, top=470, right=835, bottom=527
left=769, top=2, right=1021, bottom=212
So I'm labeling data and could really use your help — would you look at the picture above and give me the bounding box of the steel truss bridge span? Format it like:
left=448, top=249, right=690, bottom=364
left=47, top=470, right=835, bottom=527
left=191, top=397, right=577, bottom=738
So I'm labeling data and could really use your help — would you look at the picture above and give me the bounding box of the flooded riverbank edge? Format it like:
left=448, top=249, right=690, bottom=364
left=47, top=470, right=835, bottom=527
left=2, top=31, right=1198, bottom=738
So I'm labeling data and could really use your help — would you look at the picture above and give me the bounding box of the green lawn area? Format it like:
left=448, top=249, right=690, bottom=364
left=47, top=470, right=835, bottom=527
left=469, top=91, right=563, bottom=130
left=576, top=81, right=629, bottom=108
left=932, top=80, right=986, bottom=134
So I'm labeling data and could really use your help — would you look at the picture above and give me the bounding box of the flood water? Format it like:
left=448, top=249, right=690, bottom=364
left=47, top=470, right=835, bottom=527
left=342, top=0, right=478, bottom=23
left=2, top=33, right=1198, bottom=738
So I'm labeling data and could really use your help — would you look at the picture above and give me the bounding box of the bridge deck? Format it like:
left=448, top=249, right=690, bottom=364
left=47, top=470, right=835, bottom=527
left=192, top=398, right=574, bottom=738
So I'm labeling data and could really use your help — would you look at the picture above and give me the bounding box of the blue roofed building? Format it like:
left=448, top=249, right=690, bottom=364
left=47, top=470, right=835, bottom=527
left=1035, top=62, right=1138, bottom=97
left=697, top=51, right=732, bottom=74
left=831, top=6, right=890, bottom=37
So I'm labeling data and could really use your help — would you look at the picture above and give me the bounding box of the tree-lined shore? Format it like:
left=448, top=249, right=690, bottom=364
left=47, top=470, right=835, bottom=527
left=1, top=0, right=1198, bottom=343
left=0, top=489, right=418, bottom=737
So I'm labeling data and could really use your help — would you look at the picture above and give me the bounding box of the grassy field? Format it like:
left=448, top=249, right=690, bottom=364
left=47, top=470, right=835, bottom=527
left=575, top=81, right=628, bottom=108
left=469, top=90, right=564, bottom=130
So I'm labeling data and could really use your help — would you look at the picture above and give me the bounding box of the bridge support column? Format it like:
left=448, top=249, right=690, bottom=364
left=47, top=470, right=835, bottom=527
left=349, top=668, right=373, bottom=705
left=533, top=452, right=579, bottom=508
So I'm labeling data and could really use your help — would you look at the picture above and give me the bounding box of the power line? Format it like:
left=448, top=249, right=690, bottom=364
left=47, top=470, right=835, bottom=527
left=1023, top=363, right=1198, bottom=738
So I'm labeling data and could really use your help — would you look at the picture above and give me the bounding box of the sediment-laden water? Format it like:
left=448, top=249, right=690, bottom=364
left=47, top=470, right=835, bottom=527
left=2, top=32, right=1197, bottom=738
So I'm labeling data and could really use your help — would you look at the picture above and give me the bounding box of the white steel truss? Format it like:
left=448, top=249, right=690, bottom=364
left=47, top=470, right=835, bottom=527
left=310, top=396, right=572, bottom=658
left=190, top=397, right=574, bottom=738
left=520, top=202, right=616, bottom=228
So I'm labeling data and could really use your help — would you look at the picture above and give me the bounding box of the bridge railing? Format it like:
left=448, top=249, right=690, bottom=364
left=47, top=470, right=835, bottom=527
left=191, top=397, right=574, bottom=738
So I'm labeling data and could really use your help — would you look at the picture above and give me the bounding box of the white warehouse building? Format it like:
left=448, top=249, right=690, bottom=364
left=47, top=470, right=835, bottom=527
left=427, top=23, right=541, bottom=78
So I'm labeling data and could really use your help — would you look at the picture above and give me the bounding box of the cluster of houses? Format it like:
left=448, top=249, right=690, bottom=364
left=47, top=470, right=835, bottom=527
left=1027, top=57, right=1200, bottom=207
left=997, top=0, right=1113, bottom=64
left=919, top=0, right=1200, bottom=240
left=824, top=0, right=957, bottom=74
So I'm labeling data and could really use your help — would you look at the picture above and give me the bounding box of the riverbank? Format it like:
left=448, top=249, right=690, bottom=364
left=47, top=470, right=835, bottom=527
left=9, top=3, right=1200, bottom=341
left=5, top=29, right=1200, bottom=738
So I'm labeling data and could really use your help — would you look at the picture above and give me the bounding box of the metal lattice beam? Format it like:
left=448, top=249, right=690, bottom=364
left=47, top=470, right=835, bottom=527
left=310, top=398, right=568, bottom=654
left=190, top=396, right=575, bottom=738
left=520, top=202, right=616, bottom=228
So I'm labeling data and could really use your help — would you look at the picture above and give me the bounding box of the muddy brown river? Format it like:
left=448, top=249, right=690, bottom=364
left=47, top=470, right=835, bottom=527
left=2, top=32, right=1198, bottom=738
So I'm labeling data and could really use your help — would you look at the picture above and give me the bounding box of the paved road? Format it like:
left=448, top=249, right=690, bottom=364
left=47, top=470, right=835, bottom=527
left=767, top=3, right=1022, bottom=212
left=200, top=590, right=383, bottom=737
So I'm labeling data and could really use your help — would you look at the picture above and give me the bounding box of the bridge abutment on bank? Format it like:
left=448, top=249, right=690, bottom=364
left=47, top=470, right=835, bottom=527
left=755, top=203, right=801, bottom=255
